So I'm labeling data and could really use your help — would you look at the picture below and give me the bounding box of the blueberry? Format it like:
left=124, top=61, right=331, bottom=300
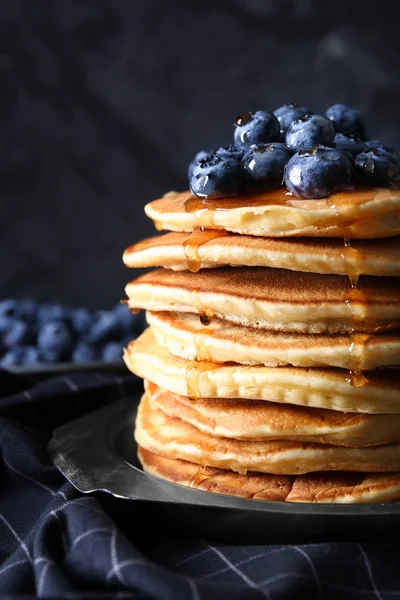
left=325, top=103, right=365, bottom=138
left=101, top=342, right=123, bottom=363
left=38, top=303, right=70, bottom=326
left=189, top=154, right=244, bottom=198
left=71, top=308, right=94, bottom=336
left=72, top=342, right=99, bottom=363
left=21, top=346, right=40, bottom=366
left=3, top=320, right=34, bottom=348
left=353, top=150, right=399, bottom=186
left=0, top=346, right=40, bottom=367
left=37, top=320, right=74, bottom=362
left=19, top=299, right=38, bottom=322
left=285, top=115, right=335, bottom=152
left=284, top=146, right=352, bottom=199
left=273, top=103, right=311, bottom=139
left=87, top=311, right=123, bottom=345
left=334, top=133, right=365, bottom=156
left=188, top=150, right=213, bottom=179
left=233, top=111, right=280, bottom=151
left=112, top=303, right=141, bottom=333
left=242, top=143, right=292, bottom=190
left=0, top=300, right=21, bottom=334
left=364, top=140, right=399, bottom=168
left=215, top=144, right=244, bottom=161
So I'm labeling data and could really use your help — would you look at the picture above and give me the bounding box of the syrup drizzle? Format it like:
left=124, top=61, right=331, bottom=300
left=183, top=228, right=229, bottom=273
left=186, top=360, right=219, bottom=402
left=194, top=328, right=215, bottom=361
left=340, top=236, right=369, bottom=387
left=188, top=465, right=209, bottom=488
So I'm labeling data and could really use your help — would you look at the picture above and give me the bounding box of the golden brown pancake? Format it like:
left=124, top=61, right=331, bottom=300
left=145, top=188, right=400, bottom=239
left=124, top=231, right=400, bottom=277
left=138, top=447, right=400, bottom=503
left=135, top=394, right=400, bottom=474
left=147, top=311, right=400, bottom=369
left=125, top=267, right=400, bottom=334
left=124, top=329, right=400, bottom=414
left=146, top=381, right=400, bottom=447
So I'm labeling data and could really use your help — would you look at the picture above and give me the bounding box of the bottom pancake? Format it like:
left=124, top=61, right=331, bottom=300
left=138, top=447, right=400, bottom=503
left=135, top=394, right=400, bottom=475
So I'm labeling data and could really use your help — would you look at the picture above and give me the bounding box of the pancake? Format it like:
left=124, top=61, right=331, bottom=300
left=147, top=311, right=400, bottom=370
left=138, top=447, right=400, bottom=503
left=125, top=267, right=400, bottom=334
left=124, top=231, right=400, bottom=277
left=135, top=394, right=400, bottom=474
left=145, top=188, right=400, bottom=239
left=146, top=381, right=400, bottom=447
left=124, top=329, right=400, bottom=413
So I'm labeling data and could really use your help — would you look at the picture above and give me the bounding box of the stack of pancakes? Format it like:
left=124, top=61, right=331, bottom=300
left=123, top=186, right=400, bottom=503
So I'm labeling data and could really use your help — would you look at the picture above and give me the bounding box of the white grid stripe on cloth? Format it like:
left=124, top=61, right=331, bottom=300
left=0, top=512, right=32, bottom=563
left=70, top=527, right=114, bottom=550
left=0, top=559, right=29, bottom=578
left=201, top=546, right=288, bottom=580
left=106, top=559, right=152, bottom=582
left=110, top=527, right=125, bottom=585
left=294, top=546, right=324, bottom=600
left=359, top=545, right=384, bottom=600
left=37, top=561, right=54, bottom=596
left=187, top=576, right=201, bottom=600
left=3, top=455, right=57, bottom=496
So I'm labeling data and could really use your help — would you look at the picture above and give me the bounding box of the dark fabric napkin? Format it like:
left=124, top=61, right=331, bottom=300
left=1, top=369, right=400, bottom=599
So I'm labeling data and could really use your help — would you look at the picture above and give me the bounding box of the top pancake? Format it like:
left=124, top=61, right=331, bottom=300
left=145, top=188, right=400, bottom=239
left=124, top=231, right=400, bottom=276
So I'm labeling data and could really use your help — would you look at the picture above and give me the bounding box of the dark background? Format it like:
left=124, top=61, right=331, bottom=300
left=2, top=0, right=400, bottom=308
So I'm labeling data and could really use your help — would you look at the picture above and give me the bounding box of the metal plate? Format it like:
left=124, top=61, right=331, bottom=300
left=48, top=395, right=400, bottom=544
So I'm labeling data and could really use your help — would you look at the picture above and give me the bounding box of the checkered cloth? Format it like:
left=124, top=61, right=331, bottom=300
left=0, top=370, right=399, bottom=599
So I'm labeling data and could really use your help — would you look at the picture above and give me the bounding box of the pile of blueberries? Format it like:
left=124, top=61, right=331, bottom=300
left=0, top=299, right=145, bottom=368
left=188, top=103, right=400, bottom=199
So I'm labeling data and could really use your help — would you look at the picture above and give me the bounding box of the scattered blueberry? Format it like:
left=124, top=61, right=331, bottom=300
left=22, top=346, right=41, bottom=366
left=242, top=143, right=292, bottom=190
left=102, top=342, right=123, bottom=363
left=87, top=311, right=123, bottom=345
left=0, top=347, right=29, bottom=367
left=284, top=146, right=352, bottom=199
left=188, top=149, right=213, bottom=179
left=113, top=303, right=140, bottom=333
left=3, top=320, right=34, bottom=348
left=215, top=144, right=244, bottom=161
left=334, top=133, right=365, bottom=156
left=72, top=342, right=99, bottom=363
left=37, top=321, right=74, bottom=362
left=273, top=103, right=311, bottom=139
left=38, top=303, right=70, bottom=326
left=233, top=111, right=280, bottom=151
left=189, top=154, right=245, bottom=198
left=325, top=103, right=365, bottom=138
left=353, top=150, right=399, bottom=186
left=71, top=308, right=94, bottom=336
left=19, top=299, right=38, bottom=322
left=285, top=115, right=335, bottom=152
left=0, top=300, right=21, bottom=334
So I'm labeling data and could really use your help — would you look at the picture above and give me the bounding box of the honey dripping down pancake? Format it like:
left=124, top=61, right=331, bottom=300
left=135, top=394, right=400, bottom=475
left=145, top=381, right=400, bottom=448
left=124, top=329, right=400, bottom=413
left=144, top=187, right=400, bottom=239
left=147, top=311, right=400, bottom=370
left=123, top=231, right=400, bottom=277
left=138, top=447, right=400, bottom=504
left=125, top=268, right=400, bottom=335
